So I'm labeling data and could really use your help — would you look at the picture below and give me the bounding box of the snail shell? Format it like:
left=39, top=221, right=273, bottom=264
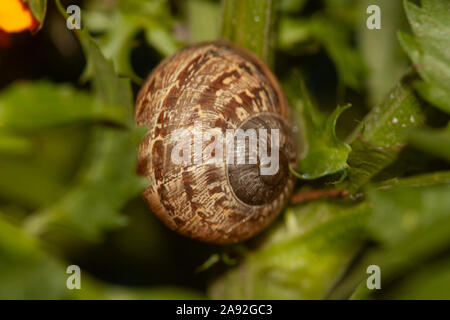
left=135, top=41, right=296, bottom=244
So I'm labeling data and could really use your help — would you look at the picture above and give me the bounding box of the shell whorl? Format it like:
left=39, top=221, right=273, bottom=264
left=136, top=41, right=296, bottom=244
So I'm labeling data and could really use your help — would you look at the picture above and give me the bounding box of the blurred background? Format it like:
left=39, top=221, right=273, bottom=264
left=0, top=0, right=449, bottom=299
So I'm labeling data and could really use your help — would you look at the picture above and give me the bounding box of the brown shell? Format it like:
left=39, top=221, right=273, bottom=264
left=135, top=41, right=296, bottom=244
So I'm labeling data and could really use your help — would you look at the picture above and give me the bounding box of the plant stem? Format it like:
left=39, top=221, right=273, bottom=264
left=220, top=0, right=277, bottom=67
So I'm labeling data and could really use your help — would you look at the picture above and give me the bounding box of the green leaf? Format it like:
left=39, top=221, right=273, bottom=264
left=0, top=217, right=66, bottom=299
left=279, top=19, right=310, bottom=48
left=84, top=0, right=180, bottom=80
left=280, top=17, right=365, bottom=90
left=288, top=77, right=351, bottom=180
left=345, top=139, right=400, bottom=193
left=0, top=81, right=128, bottom=130
left=0, top=216, right=204, bottom=299
left=367, top=184, right=450, bottom=246
left=280, top=0, right=308, bottom=13
left=0, top=131, right=31, bottom=155
left=69, top=281, right=205, bottom=300
left=186, top=0, right=220, bottom=43
left=414, top=82, right=450, bottom=114
left=408, top=125, right=450, bottom=162
left=22, top=0, right=47, bottom=30
left=324, top=0, right=360, bottom=26
left=376, top=170, right=450, bottom=188
left=209, top=201, right=370, bottom=299
left=145, top=27, right=179, bottom=57
left=312, top=20, right=364, bottom=89
left=329, top=181, right=450, bottom=299
left=78, top=32, right=134, bottom=111
left=0, top=127, right=86, bottom=208
left=345, top=72, right=425, bottom=192
left=377, top=256, right=450, bottom=299
left=398, top=0, right=450, bottom=113
left=295, top=106, right=351, bottom=180
left=24, top=23, right=147, bottom=240
left=348, top=183, right=450, bottom=299
left=24, top=126, right=147, bottom=239
left=357, top=0, right=409, bottom=106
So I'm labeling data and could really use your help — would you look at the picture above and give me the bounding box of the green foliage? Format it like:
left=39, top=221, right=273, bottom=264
left=280, top=0, right=308, bottom=13
left=0, top=126, right=86, bottom=208
left=1, top=0, right=449, bottom=301
left=84, top=0, right=181, bottom=81
left=0, top=132, right=31, bottom=155
left=349, top=183, right=450, bottom=299
left=0, top=1, right=203, bottom=299
left=210, top=201, right=370, bottom=299
left=280, top=16, right=365, bottom=90
left=367, top=184, right=450, bottom=246
left=23, top=124, right=147, bottom=239
left=212, top=0, right=450, bottom=301
left=396, top=0, right=450, bottom=179
left=24, top=26, right=148, bottom=240
left=0, top=213, right=203, bottom=299
left=408, top=125, right=450, bottom=162
left=373, top=256, right=450, bottom=300
left=357, top=0, right=409, bottom=106
left=376, top=170, right=450, bottom=188
left=345, top=72, right=426, bottom=192
left=287, top=77, right=351, bottom=179
left=307, top=19, right=365, bottom=90
left=0, top=81, right=128, bottom=130
left=187, top=0, right=221, bottom=42
left=0, top=218, right=66, bottom=299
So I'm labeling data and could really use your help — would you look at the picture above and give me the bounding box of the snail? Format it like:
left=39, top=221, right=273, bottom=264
left=135, top=41, right=296, bottom=244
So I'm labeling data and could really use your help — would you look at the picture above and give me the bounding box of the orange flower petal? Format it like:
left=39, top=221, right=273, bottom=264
left=0, top=0, right=38, bottom=33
